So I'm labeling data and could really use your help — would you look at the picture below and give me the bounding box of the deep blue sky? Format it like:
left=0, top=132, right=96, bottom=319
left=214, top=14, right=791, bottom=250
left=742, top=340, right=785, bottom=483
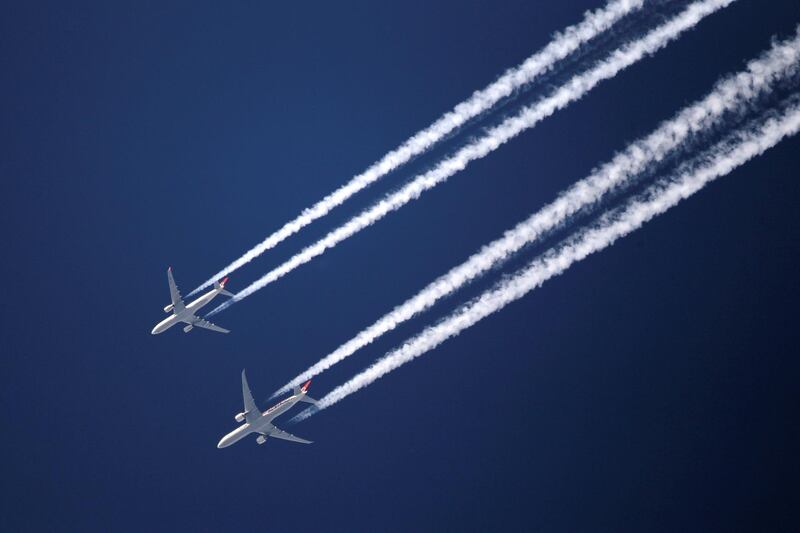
left=2, top=1, right=799, bottom=531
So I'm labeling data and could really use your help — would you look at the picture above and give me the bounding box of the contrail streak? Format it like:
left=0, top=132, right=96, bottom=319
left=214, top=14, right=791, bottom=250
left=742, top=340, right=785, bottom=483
left=208, top=0, right=734, bottom=316
left=188, top=0, right=646, bottom=297
left=296, top=100, right=800, bottom=420
left=274, top=29, right=800, bottom=396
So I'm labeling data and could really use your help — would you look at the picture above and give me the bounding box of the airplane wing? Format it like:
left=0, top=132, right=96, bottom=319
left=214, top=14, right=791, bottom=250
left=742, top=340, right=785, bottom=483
left=167, top=267, right=186, bottom=312
left=264, top=425, right=313, bottom=444
left=193, top=317, right=230, bottom=334
left=241, top=370, right=261, bottom=423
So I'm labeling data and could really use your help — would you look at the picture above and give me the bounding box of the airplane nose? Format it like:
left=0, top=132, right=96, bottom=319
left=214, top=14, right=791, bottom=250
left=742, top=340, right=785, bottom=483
left=151, top=325, right=160, bottom=335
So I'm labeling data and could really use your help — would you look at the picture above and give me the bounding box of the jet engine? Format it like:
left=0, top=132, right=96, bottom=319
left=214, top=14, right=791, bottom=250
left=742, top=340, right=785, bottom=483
left=256, top=435, right=267, bottom=445
left=183, top=324, right=193, bottom=333
left=234, top=412, right=246, bottom=423
left=163, top=304, right=174, bottom=313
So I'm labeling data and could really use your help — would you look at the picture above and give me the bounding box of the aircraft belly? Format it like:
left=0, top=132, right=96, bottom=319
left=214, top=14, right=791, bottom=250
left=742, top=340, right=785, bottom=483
left=265, top=399, right=298, bottom=420
left=188, top=293, right=214, bottom=312
left=251, top=419, right=271, bottom=434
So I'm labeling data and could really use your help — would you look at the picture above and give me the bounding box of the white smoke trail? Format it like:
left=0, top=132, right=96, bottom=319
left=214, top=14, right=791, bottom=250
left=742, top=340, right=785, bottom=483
left=296, top=101, right=800, bottom=419
left=207, top=0, right=735, bottom=316
left=274, top=29, right=800, bottom=396
left=189, top=0, right=646, bottom=297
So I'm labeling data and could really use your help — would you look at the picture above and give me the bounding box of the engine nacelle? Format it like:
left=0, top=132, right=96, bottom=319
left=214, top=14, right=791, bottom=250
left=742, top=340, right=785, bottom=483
left=183, top=324, right=193, bottom=333
left=256, top=435, right=267, bottom=445
left=234, top=412, right=246, bottom=423
left=164, top=304, right=174, bottom=313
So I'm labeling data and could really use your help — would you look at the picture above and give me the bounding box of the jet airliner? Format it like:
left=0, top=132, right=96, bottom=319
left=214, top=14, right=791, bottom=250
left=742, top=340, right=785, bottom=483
left=217, top=369, right=316, bottom=448
left=151, top=267, right=233, bottom=334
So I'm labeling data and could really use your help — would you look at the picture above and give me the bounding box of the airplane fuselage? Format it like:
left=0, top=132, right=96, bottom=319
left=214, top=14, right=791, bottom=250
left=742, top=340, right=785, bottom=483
left=216, top=423, right=254, bottom=448
left=151, top=287, right=222, bottom=334
left=217, top=392, right=305, bottom=448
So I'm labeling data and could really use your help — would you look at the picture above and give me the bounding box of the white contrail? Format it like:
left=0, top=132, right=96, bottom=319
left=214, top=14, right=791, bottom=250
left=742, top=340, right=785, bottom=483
left=274, top=29, right=800, bottom=396
left=295, top=101, right=800, bottom=419
left=208, top=0, right=735, bottom=316
left=188, top=0, right=646, bottom=297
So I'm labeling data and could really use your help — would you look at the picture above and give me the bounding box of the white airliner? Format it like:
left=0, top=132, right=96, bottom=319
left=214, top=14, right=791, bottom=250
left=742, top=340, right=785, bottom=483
left=151, top=266, right=233, bottom=335
left=217, top=369, right=316, bottom=448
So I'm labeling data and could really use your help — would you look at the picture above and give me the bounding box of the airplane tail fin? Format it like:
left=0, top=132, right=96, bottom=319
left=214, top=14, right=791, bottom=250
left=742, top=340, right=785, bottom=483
left=214, top=278, right=235, bottom=298
left=295, top=380, right=317, bottom=403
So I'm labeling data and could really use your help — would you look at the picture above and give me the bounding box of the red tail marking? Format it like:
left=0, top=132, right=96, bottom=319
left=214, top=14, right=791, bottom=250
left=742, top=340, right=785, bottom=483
left=301, top=380, right=312, bottom=392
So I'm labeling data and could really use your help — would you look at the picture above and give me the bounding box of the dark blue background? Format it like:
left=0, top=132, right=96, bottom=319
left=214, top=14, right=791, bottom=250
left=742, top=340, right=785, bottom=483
left=2, top=1, right=799, bottom=531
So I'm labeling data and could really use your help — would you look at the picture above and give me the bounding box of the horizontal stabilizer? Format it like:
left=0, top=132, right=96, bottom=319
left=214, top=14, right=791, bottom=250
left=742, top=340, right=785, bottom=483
left=214, top=278, right=234, bottom=298
left=299, top=395, right=317, bottom=405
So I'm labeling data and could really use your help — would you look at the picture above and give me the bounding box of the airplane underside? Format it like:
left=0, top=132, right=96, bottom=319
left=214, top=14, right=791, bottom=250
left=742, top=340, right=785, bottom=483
left=151, top=267, right=231, bottom=334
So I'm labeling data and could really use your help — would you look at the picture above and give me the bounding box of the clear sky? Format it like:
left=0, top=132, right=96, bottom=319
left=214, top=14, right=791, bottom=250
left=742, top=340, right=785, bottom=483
left=2, top=1, right=799, bottom=531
